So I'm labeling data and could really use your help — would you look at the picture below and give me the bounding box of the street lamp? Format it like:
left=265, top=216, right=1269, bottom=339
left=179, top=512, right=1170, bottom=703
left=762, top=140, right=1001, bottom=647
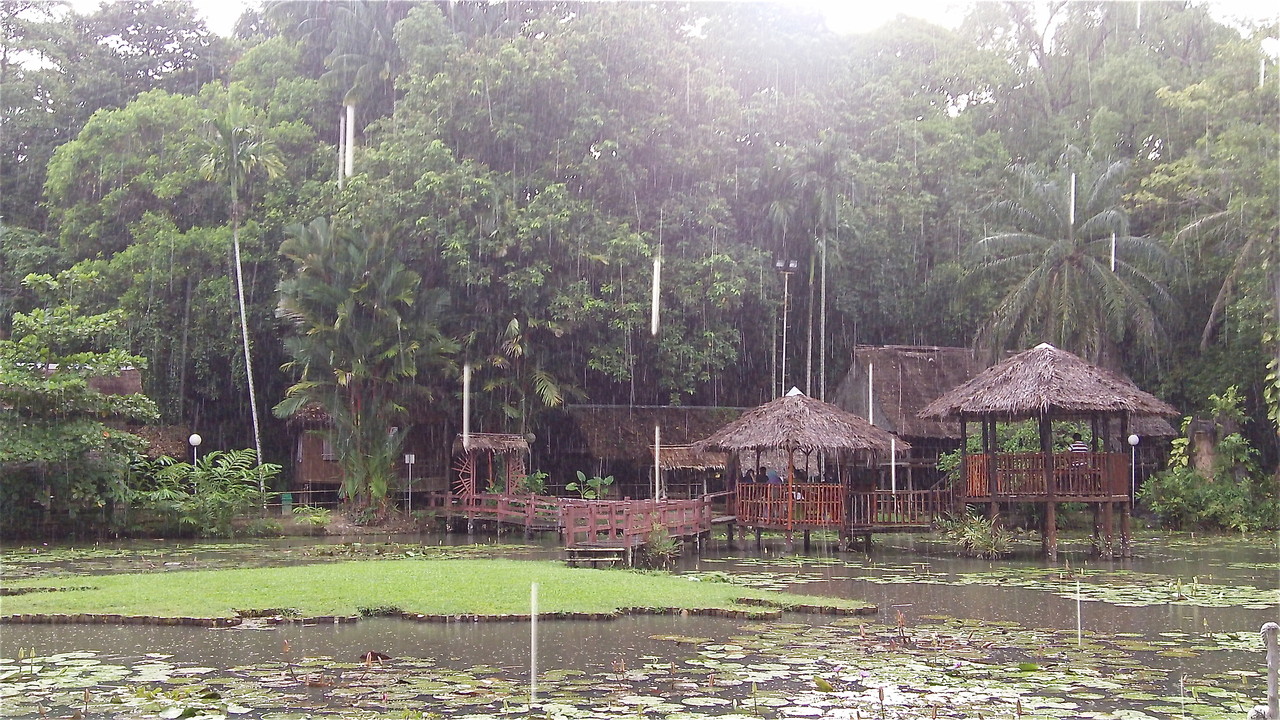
left=775, top=258, right=798, bottom=397
left=1127, top=434, right=1140, bottom=504
left=188, top=433, right=202, bottom=464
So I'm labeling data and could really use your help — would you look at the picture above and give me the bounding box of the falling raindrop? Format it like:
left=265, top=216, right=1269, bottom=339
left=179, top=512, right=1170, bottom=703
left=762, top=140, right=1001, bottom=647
left=651, top=248, right=661, bottom=336
left=530, top=581, right=539, bottom=705
left=462, top=362, right=471, bottom=450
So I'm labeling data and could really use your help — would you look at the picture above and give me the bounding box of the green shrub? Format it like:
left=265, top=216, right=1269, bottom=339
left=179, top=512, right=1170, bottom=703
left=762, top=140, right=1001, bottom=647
left=1140, top=389, right=1277, bottom=532
left=135, top=449, right=278, bottom=537
left=637, top=522, right=682, bottom=569
left=291, top=505, right=332, bottom=527
left=936, top=511, right=1013, bottom=558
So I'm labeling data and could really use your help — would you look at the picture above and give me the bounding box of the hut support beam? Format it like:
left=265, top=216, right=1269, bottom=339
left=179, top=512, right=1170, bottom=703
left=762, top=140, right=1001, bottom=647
left=1040, top=415, right=1058, bottom=561
left=1102, top=501, right=1115, bottom=558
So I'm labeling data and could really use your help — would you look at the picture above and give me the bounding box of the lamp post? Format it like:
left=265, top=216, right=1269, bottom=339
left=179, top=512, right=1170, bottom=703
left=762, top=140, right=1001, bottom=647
left=775, top=258, right=798, bottom=397
left=1127, top=434, right=1140, bottom=504
left=188, top=433, right=202, bottom=464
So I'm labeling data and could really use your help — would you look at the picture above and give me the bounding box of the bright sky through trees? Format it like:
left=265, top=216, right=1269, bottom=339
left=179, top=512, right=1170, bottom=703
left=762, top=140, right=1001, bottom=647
left=66, top=0, right=1278, bottom=39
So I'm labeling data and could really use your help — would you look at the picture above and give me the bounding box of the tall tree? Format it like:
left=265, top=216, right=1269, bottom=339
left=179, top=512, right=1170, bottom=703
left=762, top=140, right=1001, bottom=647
left=0, top=270, right=158, bottom=535
left=967, top=149, right=1174, bottom=366
left=274, top=217, right=457, bottom=511
left=200, top=102, right=284, bottom=466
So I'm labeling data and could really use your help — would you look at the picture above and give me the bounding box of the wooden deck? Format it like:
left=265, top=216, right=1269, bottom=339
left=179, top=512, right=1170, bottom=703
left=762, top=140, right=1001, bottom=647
left=962, top=452, right=1130, bottom=502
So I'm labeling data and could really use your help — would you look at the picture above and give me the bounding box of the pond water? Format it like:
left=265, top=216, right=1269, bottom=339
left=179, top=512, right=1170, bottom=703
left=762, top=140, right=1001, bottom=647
left=1, top=531, right=1277, bottom=719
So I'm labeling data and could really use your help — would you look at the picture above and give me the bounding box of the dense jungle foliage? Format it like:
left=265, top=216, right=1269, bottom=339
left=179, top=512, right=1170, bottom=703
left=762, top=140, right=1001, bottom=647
left=1, top=1, right=1276, bottom=533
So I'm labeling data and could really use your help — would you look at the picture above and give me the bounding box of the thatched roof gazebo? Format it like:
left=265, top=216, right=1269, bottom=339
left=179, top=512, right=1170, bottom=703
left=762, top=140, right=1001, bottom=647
left=694, top=389, right=912, bottom=547
left=695, top=389, right=909, bottom=458
left=919, top=343, right=1179, bottom=559
left=919, top=343, right=1178, bottom=421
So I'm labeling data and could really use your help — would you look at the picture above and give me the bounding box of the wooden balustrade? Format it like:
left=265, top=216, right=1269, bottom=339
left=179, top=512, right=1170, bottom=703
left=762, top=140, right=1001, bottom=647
left=735, top=483, right=844, bottom=528
left=963, top=452, right=1130, bottom=500
left=561, top=497, right=711, bottom=548
left=848, top=490, right=947, bottom=528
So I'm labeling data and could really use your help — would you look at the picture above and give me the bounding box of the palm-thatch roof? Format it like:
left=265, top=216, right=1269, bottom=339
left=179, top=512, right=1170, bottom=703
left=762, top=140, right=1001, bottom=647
left=919, top=343, right=1179, bottom=420
left=653, top=445, right=728, bottom=470
left=694, top=389, right=910, bottom=457
left=831, top=345, right=981, bottom=439
left=451, top=433, right=529, bottom=455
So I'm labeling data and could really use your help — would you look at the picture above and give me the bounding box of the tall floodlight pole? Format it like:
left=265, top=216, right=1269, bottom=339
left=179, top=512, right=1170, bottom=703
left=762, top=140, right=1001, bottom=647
left=776, top=259, right=798, bottom=396
left=1128, top=434, right=1140, bottom=503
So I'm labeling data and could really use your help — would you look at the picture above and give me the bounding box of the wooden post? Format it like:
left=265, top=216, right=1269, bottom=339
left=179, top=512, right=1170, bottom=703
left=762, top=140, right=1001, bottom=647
left=1091, top=503, right=1101, bottom=551
left=982, top=417, right=997, bottom=520
left=1263, top=622, right=1279, bottom=720
left=1120, top=502, right=1132, bottom=558
left=1102, top=501, right=1115, bottom=558
left=1040, top=414, right=1057, bottom=560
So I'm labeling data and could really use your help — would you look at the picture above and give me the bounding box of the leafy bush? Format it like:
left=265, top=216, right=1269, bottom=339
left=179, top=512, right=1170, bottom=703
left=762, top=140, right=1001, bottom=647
left=565, top=471, right=614, bottom=500
left=136, top=449, right=278, bottom=537
left=1140, top=388, right=1278, bottom=532
left=637, top=522, right=682, bottom=569
left=291, top=505, right=332, bottom=527
left=935, top=511, right=1013, bottom=558
left=512, top=471, right=548, bottom=495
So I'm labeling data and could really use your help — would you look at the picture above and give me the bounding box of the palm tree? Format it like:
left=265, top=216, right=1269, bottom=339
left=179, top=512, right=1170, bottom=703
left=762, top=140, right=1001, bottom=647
left=200, top=103, right=284, bottom=467
left=967, top=150, right=1174, bottom=366
left=274, top=218, right=457, bottom=511
left=481, top=317, right=582, bottom=438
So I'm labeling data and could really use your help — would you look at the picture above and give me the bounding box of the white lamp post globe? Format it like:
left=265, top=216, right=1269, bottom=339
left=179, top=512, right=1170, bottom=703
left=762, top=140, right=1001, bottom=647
left=1127, top=434, right=1139, bottom=447
left=188, top=433, right=203, bottom=463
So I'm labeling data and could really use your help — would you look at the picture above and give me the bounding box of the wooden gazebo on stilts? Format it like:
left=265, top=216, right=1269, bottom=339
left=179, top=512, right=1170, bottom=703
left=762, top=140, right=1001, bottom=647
left=694, top=388, right=909, bottom=550
left=919, top=343, right=1179, bottom=559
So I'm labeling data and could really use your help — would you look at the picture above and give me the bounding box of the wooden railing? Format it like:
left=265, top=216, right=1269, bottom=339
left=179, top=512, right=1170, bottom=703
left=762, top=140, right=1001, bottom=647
left=963, top=452, right=1129, bottom=499
left=561, top=497, right=712, bottom=548
left=735, top=483, right=844, bottom=528
left=439, top=491, right=563, bottom=531
left=848, top=490, right=950, bottom=528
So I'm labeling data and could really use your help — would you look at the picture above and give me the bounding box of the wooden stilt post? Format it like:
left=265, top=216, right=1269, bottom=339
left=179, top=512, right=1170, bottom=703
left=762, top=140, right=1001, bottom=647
left=1102, top=501, right=1115, bottom=558
left=1040, top=414, right=1057, bottom=561
left=1120, top=503, right=1132, bottom=558
left=1091, top=503, right=1101, bottom=554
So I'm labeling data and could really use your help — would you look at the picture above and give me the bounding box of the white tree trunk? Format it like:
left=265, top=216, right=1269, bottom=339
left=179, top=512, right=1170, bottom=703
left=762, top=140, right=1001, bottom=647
left=344, top=103, right=355, bottom=177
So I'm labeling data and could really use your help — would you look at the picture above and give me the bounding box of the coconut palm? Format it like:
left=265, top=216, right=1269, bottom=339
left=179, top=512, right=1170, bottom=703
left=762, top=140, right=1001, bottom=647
left=967, top=150, right=1174, bottom=366
left=200, top=103, right=284, bottom=467
left=274, top=217, right=457, bottom=511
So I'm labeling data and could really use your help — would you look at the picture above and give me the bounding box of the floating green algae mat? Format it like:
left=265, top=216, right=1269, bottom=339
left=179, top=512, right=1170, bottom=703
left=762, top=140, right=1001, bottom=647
left=0, top=559, right=869, bottom=619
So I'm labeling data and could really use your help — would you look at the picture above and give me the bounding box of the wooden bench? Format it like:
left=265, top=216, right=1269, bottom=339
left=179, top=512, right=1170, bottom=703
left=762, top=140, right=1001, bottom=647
left=565, top=545, right=628, bottom=568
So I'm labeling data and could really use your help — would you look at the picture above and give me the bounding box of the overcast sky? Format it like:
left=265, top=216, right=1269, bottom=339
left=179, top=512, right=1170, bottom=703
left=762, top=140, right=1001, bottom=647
left=66, top=0, right=1279, bottom=42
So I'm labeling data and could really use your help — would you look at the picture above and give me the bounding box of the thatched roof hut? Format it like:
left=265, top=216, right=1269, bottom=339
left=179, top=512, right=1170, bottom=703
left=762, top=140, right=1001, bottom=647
left=831, top=345, right=980, bottom=440
left=450, top=433, right=529, bottom=455
left=919, top=344, right=1179, bottom=421
left=694, top=390, right=909, bottom=458
left=653, top=445, right=728, bottom=471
